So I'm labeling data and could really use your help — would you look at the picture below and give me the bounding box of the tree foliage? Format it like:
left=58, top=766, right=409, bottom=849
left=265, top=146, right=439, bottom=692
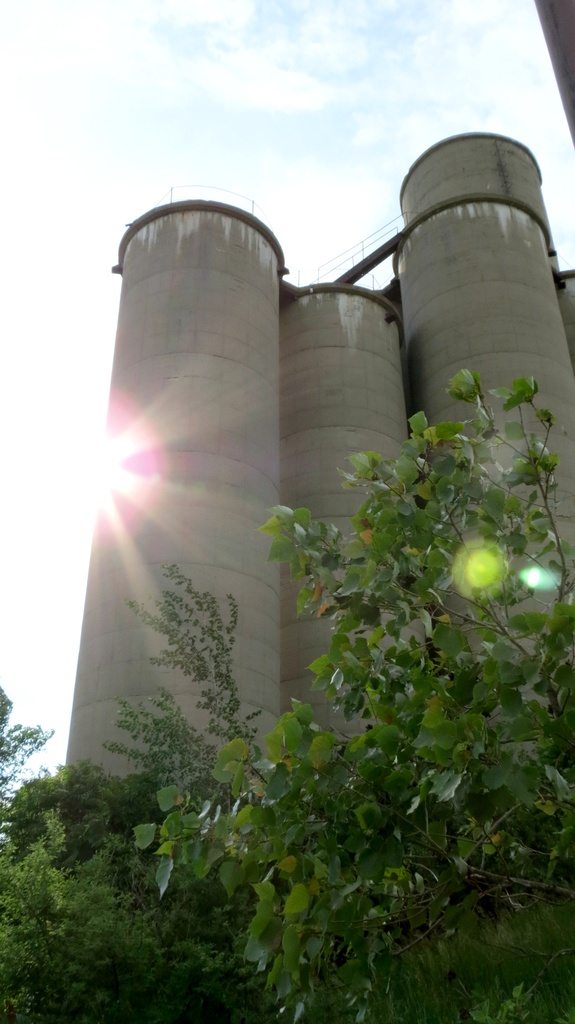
left=1, top=763, right=273, bottom=1021
left=0, top=581, right=276, bottom=1024
left=105, top=565, right=258, bottom=792
left=5, top=760, right=161, bottom=865
left=142, top=371, right=575, bottom=1021
left=0, top=686, right=52, bottom=809
left=0, top=793, right=274, bottom=1023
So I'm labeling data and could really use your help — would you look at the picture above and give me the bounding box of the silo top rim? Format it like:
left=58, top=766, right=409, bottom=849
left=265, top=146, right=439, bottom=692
left=116, top=199, right=286, bottom=273
left=283, top=281, right=398, bottom=315
left=399, top=132, right=543, bottom=207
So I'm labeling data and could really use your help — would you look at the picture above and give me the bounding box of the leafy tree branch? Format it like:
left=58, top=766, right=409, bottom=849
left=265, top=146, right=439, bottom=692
left=139, top=371, right=575, bottom=1022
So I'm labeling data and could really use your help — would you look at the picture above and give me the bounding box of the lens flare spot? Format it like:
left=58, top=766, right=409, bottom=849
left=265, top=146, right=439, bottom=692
left=96, top=436, right=136, bottom=501
left=518, top=566, right=558, bottom=591
left=453, top=543, right=506, bottom=596
left=94, top=392, right=165, bottom=539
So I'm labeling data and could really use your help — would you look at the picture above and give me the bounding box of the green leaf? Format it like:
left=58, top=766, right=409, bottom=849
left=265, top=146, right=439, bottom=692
left=430, top=771, right=462, bottom=802
left=250, top=899, right=275, bottom=938
left=282, top=924, right=301, bottom=973
left=355, top=801, right=384, bottom=830
left=284, top=884, right=310, bottom=916
left=435, top=421, right=464, bottom=440
left=220, top=860, right=244, bottom=896
left=381, top=834, right=404, bottom=867
left=506, top=714, right=536, bottom=741
left=234, top=804, right=253, bottom=828
left=259, top=514, right=283, bottom=536
left=309, top=732, right=336, bottom=768
left=283, top=715, right=303, bottom=753
left=267, top=953, right=284, bottom=989
left=340, top=568, right=364, bottom=596
left=245, top=932, right=268, bottom=964
left=265, top=724, right=284, bottom=763
left=545, top=765, right=572, bottom=802
left=231, top=762, right=244, bottom=798
left=422, top=703, right=445, bottom=729
left=308, top=654, right=332, bottom=676
left=506, top=765, right=539, bottom=805
left=293, top=507, right=312, bottom=528
left=433, top=454, right=457, bottom=477
left=483, top=487, right=506, bottom=522
left=253, top=881, right=275, bottom=902
left=156, top=785, right=180, bottom=812
left=500, top=687, right=523, bottom=715
left=268, top=534, right=297, bottom=562
left=504, top=420, right=525, bottom=440
left=156, top=854, right=173, bottom=898
left=432, top=622, right=466, bottom=656
left=155, top=840, right=175, bottom=856
left=395, top=455, right=420, bottom=484
left=347, top=451, right=382, bottom=473
left=408, top=410, right=428, bottom=435
left=134, top=823, right=156, bottom=849
left=484, top=764, right=508, bottom=790
left=502, top=376, right=538, bottom=410
left=555, top=665, right=575, bottom=691
left=212, top=758, right=239, bottom=783
left=447, top=369, right=481, bottom=402
left=278, top=855, right=298, bottom=873
left=265, top=763, right=291, bottom=802
left=212, top=738, right=248, bottom=783
left=306, top=935, right=324, bottom=958
left=535, top=407, right=555, bottom=425
left=508, top=612, right=547, bottom=634
left=374, top=724, right=400, bottom=757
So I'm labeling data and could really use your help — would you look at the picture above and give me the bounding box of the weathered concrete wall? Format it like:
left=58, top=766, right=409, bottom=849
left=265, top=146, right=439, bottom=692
left=279, top=285, right=407, bottom=726
left=396, top=134, right=575, bottom=497
left=67, top=202, right=284, bottom=770
left=559, top=271, right=575, bottom=372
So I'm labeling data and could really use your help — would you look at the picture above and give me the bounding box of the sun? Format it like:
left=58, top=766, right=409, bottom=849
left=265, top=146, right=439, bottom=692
left=95, top=435, right=137, bottom=505
left=91, top=394, right=165, bottom=532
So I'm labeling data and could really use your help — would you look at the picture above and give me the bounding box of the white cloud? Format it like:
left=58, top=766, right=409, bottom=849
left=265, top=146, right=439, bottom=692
left=186, top=47, right=332, bottom=111
left=159, top=0, right=256, bottom=30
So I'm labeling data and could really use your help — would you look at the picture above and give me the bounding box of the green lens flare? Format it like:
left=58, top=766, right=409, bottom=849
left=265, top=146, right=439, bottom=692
left=453, top=543, right=507, bottom=596
left=518, top=566, right=558, bottom=591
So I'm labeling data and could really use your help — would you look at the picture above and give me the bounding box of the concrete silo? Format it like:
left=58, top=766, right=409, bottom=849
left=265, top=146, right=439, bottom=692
left=67, top=202, right=285, bottom=770
left=68, top=131, right=575, bottom=765
left=279, top=285, right=407, bottom=725
left=396, top=133, right=575, bottom=498
left=558, top=271, right=575, bottom=372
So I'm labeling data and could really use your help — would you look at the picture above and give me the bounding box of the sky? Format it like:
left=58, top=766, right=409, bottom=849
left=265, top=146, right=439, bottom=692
left=1, top=0, right=574, bottom=773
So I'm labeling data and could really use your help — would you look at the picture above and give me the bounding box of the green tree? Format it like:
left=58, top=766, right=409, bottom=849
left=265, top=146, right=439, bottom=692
left=5, top=760, right=161, bottom=865
left=105, top=565, right=258, bottom=793
left=0, top=622, right=273, bottom=1024
left=0, top=829, right=273, bottom=1024
left=0, top=685, right=51, bottom=808
left=142, top=372, right=575, bottom=1021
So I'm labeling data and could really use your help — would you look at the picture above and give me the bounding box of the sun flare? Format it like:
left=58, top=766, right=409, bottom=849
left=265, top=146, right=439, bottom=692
left=91, top=395, right=165, bottom=535
left=95, top=435, right=137, bottom=504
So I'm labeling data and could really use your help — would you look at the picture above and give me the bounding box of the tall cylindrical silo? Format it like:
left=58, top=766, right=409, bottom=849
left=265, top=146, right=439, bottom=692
left=279, top=285, right=407, bottom=727
left=67, top=202, right=285, bottom=771
left=558, top=271, right=575, bottom=371
left=396, top=133, right=575, bottom=497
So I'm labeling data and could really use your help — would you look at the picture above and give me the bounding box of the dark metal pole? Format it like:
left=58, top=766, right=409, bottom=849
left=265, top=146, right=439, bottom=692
left=534, top=0, right=575, bottom=148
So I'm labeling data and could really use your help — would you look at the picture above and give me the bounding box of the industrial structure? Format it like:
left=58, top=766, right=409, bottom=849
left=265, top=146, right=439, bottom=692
left=67, top=132, right=575, bottom=770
